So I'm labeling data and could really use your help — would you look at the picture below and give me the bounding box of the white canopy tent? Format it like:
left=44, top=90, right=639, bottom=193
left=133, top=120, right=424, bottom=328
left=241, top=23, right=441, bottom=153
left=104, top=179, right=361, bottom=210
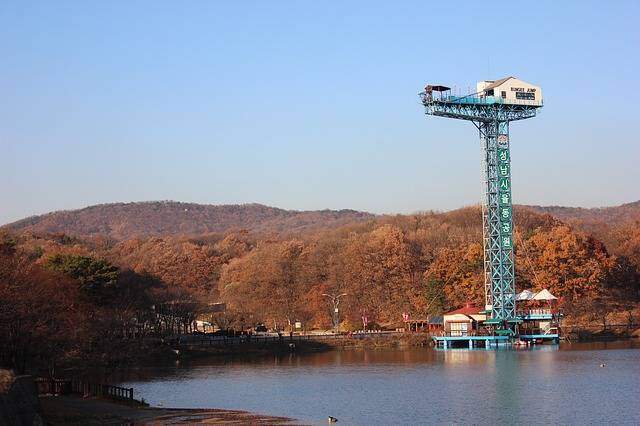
left=532, top=289, right=557, bottom=301
left=516, top=289, right=535, bottom=301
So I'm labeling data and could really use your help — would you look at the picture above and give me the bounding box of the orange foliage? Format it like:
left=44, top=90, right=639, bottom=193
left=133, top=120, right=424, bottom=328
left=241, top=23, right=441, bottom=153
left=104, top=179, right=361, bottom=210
left=426, top=243, right=484, bottom=309
left=4, top=202, right=640, bottom=335
left=517, top=225, right=615, bottom=300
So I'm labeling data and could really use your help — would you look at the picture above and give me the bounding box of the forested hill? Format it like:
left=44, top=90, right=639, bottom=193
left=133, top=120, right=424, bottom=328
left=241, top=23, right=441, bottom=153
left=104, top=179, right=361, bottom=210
left=4, top=200, right=640, bottom=242
left=525, top=201, right=640, bottom=226
left=2, top=201, right=375, bottom=240
left=524, top=201, right=640, bottom=253
left=3, top=201, right=639, bottom=376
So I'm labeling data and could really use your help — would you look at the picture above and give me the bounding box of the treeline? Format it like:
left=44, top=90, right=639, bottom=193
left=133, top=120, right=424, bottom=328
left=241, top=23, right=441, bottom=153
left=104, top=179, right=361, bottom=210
left=219, top=207, right=640, bottom=329
left=0, top=240, right=204, bottom=374
left=2, top=206, right=639, bottom=373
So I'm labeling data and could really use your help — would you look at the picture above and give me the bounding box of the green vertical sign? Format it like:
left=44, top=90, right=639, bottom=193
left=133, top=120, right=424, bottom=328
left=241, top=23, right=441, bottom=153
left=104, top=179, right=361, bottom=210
left=497, top=135, right=512, bottom=251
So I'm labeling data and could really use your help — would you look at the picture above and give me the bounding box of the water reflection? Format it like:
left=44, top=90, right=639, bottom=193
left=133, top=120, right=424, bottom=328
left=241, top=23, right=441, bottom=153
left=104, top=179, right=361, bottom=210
left=111, top=341, right=638, bottom=384
left=116, top=341, right=640, bottom=425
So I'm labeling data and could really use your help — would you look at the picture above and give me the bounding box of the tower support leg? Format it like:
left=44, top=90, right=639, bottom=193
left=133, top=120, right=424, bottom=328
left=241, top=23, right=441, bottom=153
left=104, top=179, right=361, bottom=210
left=479, top=120, right=516, bottom=325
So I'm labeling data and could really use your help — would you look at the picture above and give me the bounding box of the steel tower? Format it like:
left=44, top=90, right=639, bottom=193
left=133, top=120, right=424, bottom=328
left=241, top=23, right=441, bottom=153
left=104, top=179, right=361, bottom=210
left=419, top=79, right=542, bottom=330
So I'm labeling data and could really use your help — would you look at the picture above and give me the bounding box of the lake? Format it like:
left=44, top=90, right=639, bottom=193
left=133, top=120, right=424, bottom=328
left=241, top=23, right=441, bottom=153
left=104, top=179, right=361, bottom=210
left=121, top=341, right=640, bottom=425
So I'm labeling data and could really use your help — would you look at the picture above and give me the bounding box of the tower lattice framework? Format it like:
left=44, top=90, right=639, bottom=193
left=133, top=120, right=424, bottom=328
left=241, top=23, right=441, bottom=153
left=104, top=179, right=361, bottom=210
left=419, top=92, right=541, bottom=328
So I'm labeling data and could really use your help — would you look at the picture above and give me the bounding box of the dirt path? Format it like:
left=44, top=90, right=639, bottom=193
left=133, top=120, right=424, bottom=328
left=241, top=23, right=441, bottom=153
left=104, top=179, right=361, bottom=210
left=40, top=395, right=300, bottom=425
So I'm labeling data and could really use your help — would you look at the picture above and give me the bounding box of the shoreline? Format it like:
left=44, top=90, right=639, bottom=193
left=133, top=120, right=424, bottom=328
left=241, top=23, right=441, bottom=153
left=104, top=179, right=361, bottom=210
left=40, top=395, right=300, bottom=425
left=39, top=340, right=640, bottom=425
left=58, top=331, right=639, bottom=376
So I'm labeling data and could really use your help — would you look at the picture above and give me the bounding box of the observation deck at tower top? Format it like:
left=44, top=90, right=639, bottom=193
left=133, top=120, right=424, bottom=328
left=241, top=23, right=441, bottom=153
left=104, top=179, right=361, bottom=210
left=419, top=76, right=543, bottom=122
left=419, top=89, right=543, bottom=122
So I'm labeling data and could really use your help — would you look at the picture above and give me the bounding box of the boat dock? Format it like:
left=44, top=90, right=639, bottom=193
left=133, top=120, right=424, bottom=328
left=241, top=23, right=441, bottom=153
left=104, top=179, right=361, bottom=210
left=432, top=333, right=559, bottom=349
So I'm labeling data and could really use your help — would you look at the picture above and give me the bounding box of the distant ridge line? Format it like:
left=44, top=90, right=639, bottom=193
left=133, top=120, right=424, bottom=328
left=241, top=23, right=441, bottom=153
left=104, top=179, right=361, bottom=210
left=1, top=200, right=377, bottom=240
left=2, top=199, right=638, bottom=242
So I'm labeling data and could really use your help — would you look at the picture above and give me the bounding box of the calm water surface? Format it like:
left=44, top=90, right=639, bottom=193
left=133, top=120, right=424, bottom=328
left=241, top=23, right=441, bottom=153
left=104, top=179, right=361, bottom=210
left=121, top=341, right=640, bottom=425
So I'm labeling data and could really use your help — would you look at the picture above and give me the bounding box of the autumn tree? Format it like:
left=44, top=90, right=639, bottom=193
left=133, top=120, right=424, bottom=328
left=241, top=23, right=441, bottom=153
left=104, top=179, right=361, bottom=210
left=516, top=225, right=615, bottom=300
left=426, top=242, right=484, bottom=310
left=340, top=225, right=422, bottom=324
left=219, top=240, right=311, bottom=330
left=422, top=277, right=446, bottom=316
left=0, top=242, right=81, bottom=373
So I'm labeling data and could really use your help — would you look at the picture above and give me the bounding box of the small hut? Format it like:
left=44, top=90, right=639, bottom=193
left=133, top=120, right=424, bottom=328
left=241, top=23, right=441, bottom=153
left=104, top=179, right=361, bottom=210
left=442, top=303, right=486, bottom=336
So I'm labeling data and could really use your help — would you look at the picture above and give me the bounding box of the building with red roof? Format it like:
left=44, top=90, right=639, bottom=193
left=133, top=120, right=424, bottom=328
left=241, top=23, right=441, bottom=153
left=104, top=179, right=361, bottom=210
left=442, top=303, right=487, bottom=336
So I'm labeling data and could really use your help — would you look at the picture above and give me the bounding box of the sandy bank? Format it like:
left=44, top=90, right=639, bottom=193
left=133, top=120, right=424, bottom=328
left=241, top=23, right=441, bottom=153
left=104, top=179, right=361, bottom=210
left=40, top=395, right=300, bottom=425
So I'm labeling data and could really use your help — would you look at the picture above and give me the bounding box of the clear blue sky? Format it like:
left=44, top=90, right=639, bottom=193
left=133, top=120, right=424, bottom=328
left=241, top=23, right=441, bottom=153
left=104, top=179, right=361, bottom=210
left=2, top=1, right=639, bottom=224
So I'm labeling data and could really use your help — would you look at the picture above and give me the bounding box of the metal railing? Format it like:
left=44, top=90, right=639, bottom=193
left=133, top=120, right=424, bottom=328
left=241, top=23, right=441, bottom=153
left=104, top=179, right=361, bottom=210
left=518, top=309, right=553, bottom=316
left=421, top=93, right=543, bottom=107
left=72, top=380, right=134, bottom=402
left=36, top=377, right=139, bottom=404
left=437, top=330, right=491, bottom=337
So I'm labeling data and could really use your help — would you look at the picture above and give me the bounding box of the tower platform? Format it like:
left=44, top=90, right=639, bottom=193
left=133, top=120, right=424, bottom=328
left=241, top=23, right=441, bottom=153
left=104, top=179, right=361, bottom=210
left=432, top=333, right=559, bottom=349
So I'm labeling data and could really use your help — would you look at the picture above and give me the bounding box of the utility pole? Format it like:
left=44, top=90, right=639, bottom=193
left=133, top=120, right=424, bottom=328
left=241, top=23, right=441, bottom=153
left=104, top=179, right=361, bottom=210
left=322, top=293, right=347, bottom=333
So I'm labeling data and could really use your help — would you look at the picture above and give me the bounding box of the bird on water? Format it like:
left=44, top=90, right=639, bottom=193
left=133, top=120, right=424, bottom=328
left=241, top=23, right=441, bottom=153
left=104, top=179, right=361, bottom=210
left=328, top=416, right=338, bottom=423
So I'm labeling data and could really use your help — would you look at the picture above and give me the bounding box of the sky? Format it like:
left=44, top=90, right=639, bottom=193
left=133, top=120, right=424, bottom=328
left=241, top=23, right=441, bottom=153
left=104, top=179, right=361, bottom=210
left=2, top=1, right=639, bottom=224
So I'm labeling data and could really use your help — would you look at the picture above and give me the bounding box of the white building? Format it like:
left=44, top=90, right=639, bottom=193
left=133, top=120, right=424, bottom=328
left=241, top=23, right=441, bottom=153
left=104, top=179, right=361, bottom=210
left=442, top=303, right=487, bottom=336
left=476, top=76, right=543, bottom=105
